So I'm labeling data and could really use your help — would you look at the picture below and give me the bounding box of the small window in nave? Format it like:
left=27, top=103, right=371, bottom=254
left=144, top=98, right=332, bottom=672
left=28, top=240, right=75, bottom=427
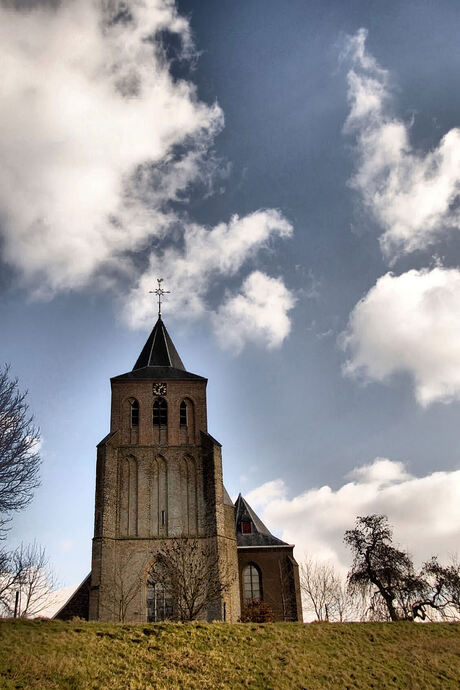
left=241, top=521, right=252, bottom=534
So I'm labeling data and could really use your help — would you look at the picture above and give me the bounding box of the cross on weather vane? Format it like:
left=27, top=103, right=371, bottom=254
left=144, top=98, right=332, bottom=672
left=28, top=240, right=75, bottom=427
left=149, top=278, right=170, bottom=318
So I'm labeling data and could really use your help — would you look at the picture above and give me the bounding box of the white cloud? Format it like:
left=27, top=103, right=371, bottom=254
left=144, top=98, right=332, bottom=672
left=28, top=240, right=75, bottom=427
left=211, top=270, right=295, bottom=353
left=344, top=28, right=460, bottom=259
left=124, top=210, right=293, bottom=328
left=246, top=479, right=286, bottom=507
left=0, top=0, right=222, bottom=291
left=347, top=457, right=411, bottom=485
left=0, top=0, right=295, bottom=353
left=342, top=266, right=460, bottom=405
left=246, top=458, right=460, bottom=577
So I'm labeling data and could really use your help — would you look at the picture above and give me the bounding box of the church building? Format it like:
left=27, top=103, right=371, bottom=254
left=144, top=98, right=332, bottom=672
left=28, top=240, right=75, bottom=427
left=57, top=294, right=302, bottom=622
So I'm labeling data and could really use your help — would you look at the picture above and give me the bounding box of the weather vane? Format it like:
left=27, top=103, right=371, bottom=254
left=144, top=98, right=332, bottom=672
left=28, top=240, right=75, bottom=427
left=150, top=278, right=170, bottom=317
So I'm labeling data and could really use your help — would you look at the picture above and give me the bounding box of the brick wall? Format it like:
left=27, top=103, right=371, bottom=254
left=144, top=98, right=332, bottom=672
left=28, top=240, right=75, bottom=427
left=238, top=546, right=303, bottom=622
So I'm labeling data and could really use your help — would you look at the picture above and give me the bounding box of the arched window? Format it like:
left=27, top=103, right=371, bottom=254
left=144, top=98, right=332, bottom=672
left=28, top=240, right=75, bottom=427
left=130, top=399, right=139, bottom=428
left=180, top=400, right=187, bottom=427
left=242, top=563, right=262, bottom=602
left=147, top=578, right=173, bottom=622
left=153, top=397, right=167, bottom=426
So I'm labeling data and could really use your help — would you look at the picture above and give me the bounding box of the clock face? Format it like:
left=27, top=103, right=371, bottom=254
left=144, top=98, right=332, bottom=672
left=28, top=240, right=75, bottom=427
left=153, top=382, right=167, bottom=396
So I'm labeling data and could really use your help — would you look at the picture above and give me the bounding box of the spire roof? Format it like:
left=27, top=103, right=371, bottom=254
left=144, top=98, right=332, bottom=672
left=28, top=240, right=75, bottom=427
left=234, top=494, right=289, bottom=547
left=133, top=317, right=185, bottom=370
left=111, top=317, right=206, bottom=382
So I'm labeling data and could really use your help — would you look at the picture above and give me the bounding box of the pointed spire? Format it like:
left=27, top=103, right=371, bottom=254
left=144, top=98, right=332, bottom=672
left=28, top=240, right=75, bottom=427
left=112, top=315, right=206, bottom=382
left=112, top=281, right=207, bottom=381
left=133, top=316, right=185, bottom=371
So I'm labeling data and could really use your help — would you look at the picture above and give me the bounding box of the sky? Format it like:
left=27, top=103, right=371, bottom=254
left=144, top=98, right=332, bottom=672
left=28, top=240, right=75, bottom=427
left=1, top=0, right=460, bottom=602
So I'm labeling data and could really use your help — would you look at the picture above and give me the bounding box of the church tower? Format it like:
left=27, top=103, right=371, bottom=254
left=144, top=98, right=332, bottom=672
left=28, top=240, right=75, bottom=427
left=55, top=281, right=301, bottom=623
left=88, top=303, right=240, bottom=622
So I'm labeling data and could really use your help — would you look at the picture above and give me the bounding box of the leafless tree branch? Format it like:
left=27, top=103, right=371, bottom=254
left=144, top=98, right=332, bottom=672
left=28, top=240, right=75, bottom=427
left=149, top=538, right=234, bottom=621
left=0, top=542, right=57, bottom=617
left=300, top=557, right=355, bottom=622
left=0, top=365, right=41, bottom=537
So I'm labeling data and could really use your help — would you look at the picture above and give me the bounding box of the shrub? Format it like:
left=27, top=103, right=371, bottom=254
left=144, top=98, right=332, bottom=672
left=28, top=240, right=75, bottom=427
left=239, top=599, right=275, bottom=623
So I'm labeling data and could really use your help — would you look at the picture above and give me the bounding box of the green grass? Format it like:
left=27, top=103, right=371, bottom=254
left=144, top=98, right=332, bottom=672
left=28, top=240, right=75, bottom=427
left=1, top=619, right=459, bottom=689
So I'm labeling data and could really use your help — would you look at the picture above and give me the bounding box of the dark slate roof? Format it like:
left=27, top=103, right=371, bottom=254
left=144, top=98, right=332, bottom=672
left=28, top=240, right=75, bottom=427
left=111, top=317, right=206, bottom=382
left=112, top=366, right=206, bottom=382
left=234, top=494, right=289, bottom=547
left=53, top=573, right=91, bottom=621
left=134, top=317, right=185, bottom=369
left=200, top=430, right=222, bottom=448
left=96, top=431, right=117, bottom=448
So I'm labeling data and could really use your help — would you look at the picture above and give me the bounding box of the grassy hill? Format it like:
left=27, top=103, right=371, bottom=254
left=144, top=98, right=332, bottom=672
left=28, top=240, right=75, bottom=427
left=1, top=619, right=459, bottom=689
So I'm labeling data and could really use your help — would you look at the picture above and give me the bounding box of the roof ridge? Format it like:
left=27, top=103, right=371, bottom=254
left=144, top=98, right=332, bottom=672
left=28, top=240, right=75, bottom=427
left=161, top=320, right=173, bottom=366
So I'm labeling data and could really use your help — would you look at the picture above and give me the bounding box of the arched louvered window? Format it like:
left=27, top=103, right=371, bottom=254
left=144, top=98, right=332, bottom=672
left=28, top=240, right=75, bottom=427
left=153, top=397, right=167, bottom=426
left=242, top=563, right=262, bottom=602
left=130, top=399, right=139, bottom=428
left=180, top=400, right=187, bottom=427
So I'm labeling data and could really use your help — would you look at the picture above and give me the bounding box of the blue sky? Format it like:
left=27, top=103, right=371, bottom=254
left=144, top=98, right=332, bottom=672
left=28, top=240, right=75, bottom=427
left=1, top=0, right=460, bottom=589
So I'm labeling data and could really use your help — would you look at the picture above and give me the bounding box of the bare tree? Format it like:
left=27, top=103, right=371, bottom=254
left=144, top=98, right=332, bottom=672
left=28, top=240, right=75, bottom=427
left=0, top=545, right=26, bottom=615
left=300, top=557, right=355, bottom=622
left=0, top=368, right=49, bottom=619
left=0, top=543, right=57, bottom=617
left=331, top=577, right=356, bottom=622
left=149, top=538, right=234, bottom=622
left=345, top=515, right=460, bottom=621
left=101, top=558, right=142, bottom=622
left=345, top=515, right=418, bottom=621
left=15, top=544, right=57, bottom=618
left=414, top=556, right=460, bottom=621
left=0, top=365, right=41, bottom=536
left=300, top=558, right=337, bottom=621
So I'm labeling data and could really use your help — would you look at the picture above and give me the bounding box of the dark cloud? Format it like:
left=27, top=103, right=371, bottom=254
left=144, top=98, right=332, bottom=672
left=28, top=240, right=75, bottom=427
left=1, top=0, right=60, bottom=10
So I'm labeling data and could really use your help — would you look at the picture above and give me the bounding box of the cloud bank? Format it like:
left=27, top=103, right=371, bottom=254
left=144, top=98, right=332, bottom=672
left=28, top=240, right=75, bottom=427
left=342, top=267, right=460, bottom=405
left=0, top=0, right=221, bottom=290
left=342, top=31, right=460, bottom=404
left=0, top=0, right=294, bottom=352
left=345, top=28, right=460, bottom=260
left=246, top=458, right=460, bottom=576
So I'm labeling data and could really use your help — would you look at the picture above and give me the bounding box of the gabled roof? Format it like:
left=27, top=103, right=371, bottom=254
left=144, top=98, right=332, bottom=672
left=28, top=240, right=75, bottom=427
left=234, top=494, right=289, bottom=547
left=111, top=317, right=206, bottom=382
